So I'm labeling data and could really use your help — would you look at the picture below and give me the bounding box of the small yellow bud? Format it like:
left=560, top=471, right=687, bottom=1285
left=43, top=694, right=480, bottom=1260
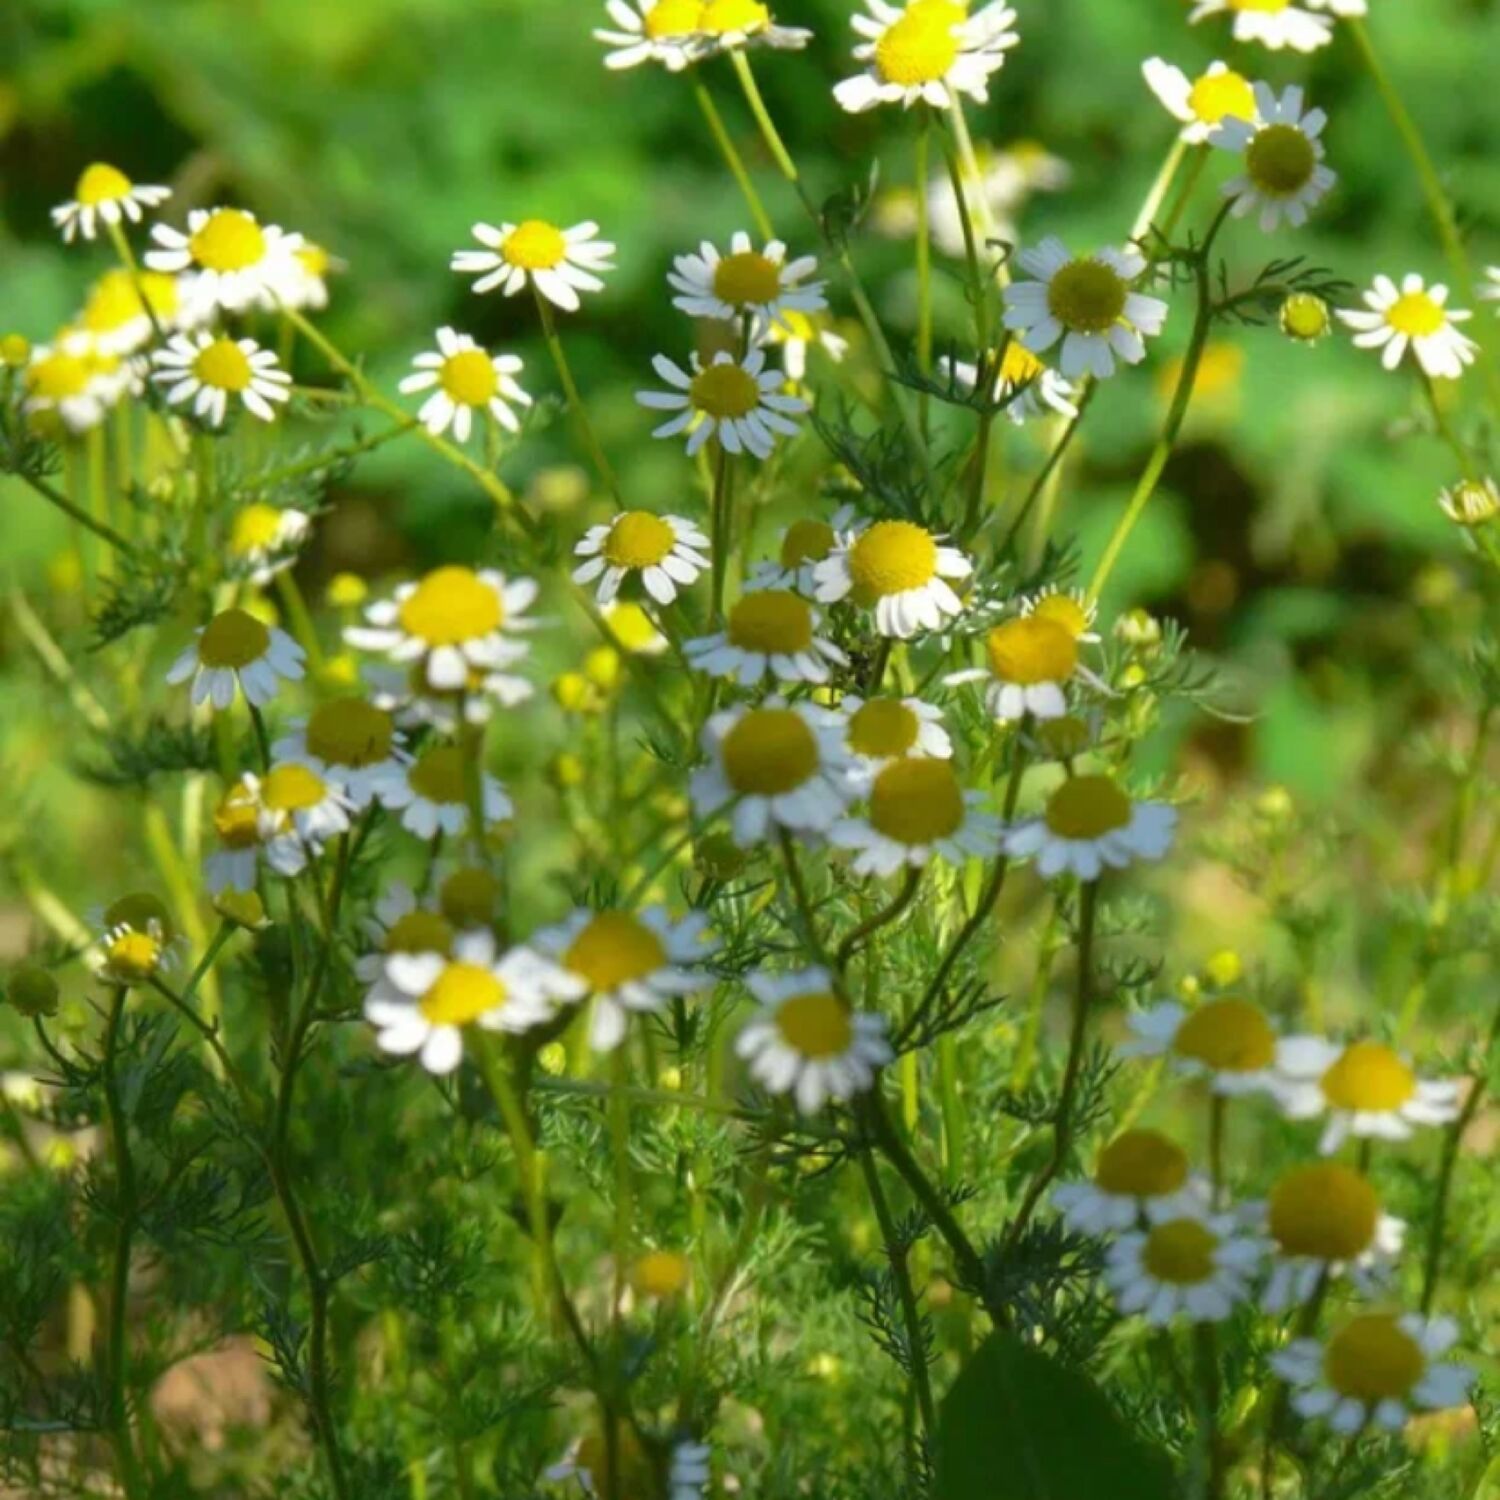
left=1, top=333, right=31, bottom=367
left=321, top=653, right=361, bottom=688
left=214, top=889, right=269, bottom=930
left=1113, top=608, right=1161, bottom=648
left=528, top=465, right=590, bottom=512
left=1120, top=662, right=1148, bottom=690
left=1202, top=949, right=1242, bottom=988
left=326, top=572, right=368, bottom=608
left=548, top=751, right=587, bottom=789
left=1255, top=785, right=1294, bottom=823
left=1438, top=477, right=1498, bottom=528
left=1177, top=973, right=1202, bottom=1001
left=6, top=963, right=60, bottom=1018
left=552, top=672, right=604, bottom=714
left=631, top=1248, right=691, bottom=1300
left=602, top=601, right=666, bottom=656
left=536, top=1042, right=567, bottom=1076
left=658, top=1066, right=683, bottom=1091
left=1279, top=293, right=1331, bottom=343
left=583, top=645, right=621, bottom=691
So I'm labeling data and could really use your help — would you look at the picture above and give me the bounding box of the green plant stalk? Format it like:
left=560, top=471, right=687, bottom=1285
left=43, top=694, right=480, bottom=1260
left=534, top=290, right=626, bottom=507
left=1208, top=1094, right=1228, bottom=1210
left=778, top=828, right=831, bottom=969
left=87, top=425, right=113, bottom=579
left=9, top=464, right=136, bottom=555
left=914, top=110, right=933, bottom=435
left=1130, top=138, right=1189, bottom=244
left=1193, top=1322, right=1225, bottom=1500
left=274, top=569, right=327, bottom=677
left=709, top=444, right=735, bottom=627
left=836, top=866, right=922, bottom=971
left=1417, top=370, right=1479, bottom=481
left=692, top=78, right=774, bottom=240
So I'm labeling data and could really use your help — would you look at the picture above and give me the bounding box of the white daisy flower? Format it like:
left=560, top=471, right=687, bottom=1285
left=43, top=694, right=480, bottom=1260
left=534, top=906, right=718, bottom=1051
left=833, top=0, right=1019, bottom=113
left=345, top=565, right=537, bottom=695
left=668, top=232, right=826, bottom=336
left=1272, top=1313, right=1474, bottom=1435
left=1270, top=1037, right=1462, bottom=1154
left=737, top=968, right=892, bottom=1113
left=944, top=613, right=1098, bottom=721
left=1053, top=1128, right=1207, bottom=1235
left=669, top=1440, right=712, bottom=1500
left=1105, top=1201, right=1263, bottom=1324
left=814, top=519, right=971, bottom=639
left=204, top=776, right=308, bottom=893
left=397, top=327, right=531, bottom=443
left=839, top=694, right=952, bottom=768
left=151, top=331, right=292, bottom=427
left=78, top=268, right=184, bottom=357
left=1003, top=774, right=1177, bottom=881
left=594, top=0, right=702, bottom=72
left=1211, top=83, right=1336, bottom=233
left=693, top=0, right=813, bottom=56
left=165, top=607, right=305, bottom=711
left=22, top=340, right=128, bottom=434
left=145, top=207, right=302, bottom=315
left=573, top=510, right=711, bottom=605
left=51, top=162, right=171, bottom=244
left=685, top=587, right=847, bottom=686
left=691, top=698, right=855, bottom=848
left=269, top=241, right=341, bottom=312
left=451, top=219, right=615, bottom=313
left=365, top=660, right=534, bottom=735
left=95, top=894, right=180, bottom=986
left=370, top=743, right=513, bottom=841
left=638, top=348, right=807, bottom=459
left=226, top=503, right=311, bottom=586
left=1121, top=997, right=1280, bottom=1095
left=1481, top=266, right=1500, bottom=307
left=830, top=756, right=1001, bottom=877
left=1438, top=477, right=1500, bottom=527
left=1002, top=238, right=1169, bottom=380
left=750, top=505, right=856, bottom=596
left=1256, top=1162, right=1405, bottom=1313
left=257, top=761, right=357, bottom=850
left=939, top=342, right=1079, bottom=425
left=1338, top=274, right=1478, bottom=381
left=355, top=883, right=454, bottom=1004
left=367, top=930, right=585, bottom=1074
left=764, top=309, right=850, bottom=385
left=1188, top=0, right=1332, bottom=53
left=1142, top=58, right=1261, bottom=145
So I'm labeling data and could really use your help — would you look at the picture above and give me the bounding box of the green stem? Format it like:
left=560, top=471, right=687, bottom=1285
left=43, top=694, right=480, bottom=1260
left=692, top=77, right=774, bottom=239
left=534, top=290, right=625, bottom=506
left=709, top=443, right=735, bottom=626
left=1417, top=370, right=1479, bottom=479
left=1193, top=1322, right=1224, bottom=1500
left=274, top=569, right=326, bottom=677
left=728, top=52, right=798, bottom=183
left=10, top=466, right=136, bottom=555
left=1130, top=137, right=1189, bottom=244
left=914, top=110, right=933, bottom=434
left=778, top=829, right=831, bottom=969
left=836, top=867, right=922, bottom=972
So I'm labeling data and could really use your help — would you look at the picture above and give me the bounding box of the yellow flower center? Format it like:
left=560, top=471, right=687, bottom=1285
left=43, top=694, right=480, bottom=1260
left=632, top=1248, right=690, bottom=1298
left=1281, top=292, right=1331, bottom=341
left=438, top=348, right=498, bottom=406
left=720, top=708, right=819, bottom=795
left=297, top=243, right=331, bottom=277
left=82, top=269, right=177, bottom=333
left=726, top=590, right=814, bottom=654
left=776, top=990, right=853, bottom=1058
left=847, top=698, right=919, bottom=758
left=874, top=8, right=961, bottom=87
left=1187, top=69, right=1256, bottom=126
left=697, top=0, right=770, bottom=34
left=847, top=520, right=938, bottom=600
left=418, top=961, right=506, bottom=1026
left=604, top=511, right=677, bottom=569
left=193, top=337, right=254, bottom=393
left=107, top=931, right=163, bottom=979
left=604, top=601, right=664, bottom=653
left=1229, top=0, right=1290, bottom=10
left=27, top=352, right=90, bottom=400
left=1047, top=259, right=1129, bottom=335
left=105, top=893, right=173, bottom=940
left=999, top=340, right=1046, bottom=386
left=564, top=910, right=669, bottom=991
left=1323, top=1315, right=1425, bottom=1403
left=780, top=518, right=836, bottom=567
left=214, top=794, right=263, bottom=850
left=1385, top=291, right=1446, bottom=338
left=198, top=608, right=271, bottom=669
left=1094, top=1129, right=1190, bottom=1198
left=690, top=361, right=760, bottom=419
left=1245, top=124, right=1317, bottom=197
left=644, top=0, right=702, bottom=37
left=713, top=250, right=782, bottom=307
left=306, top=699, right=396, bottom=768
left=985, top=616, right=1078, bottom=685
left=396, top=566, right=503, bottom=646
left=75, top=162, right=133, bottom=206
left=407, top=746, right=468, bottom=807
left=1042, top=775, right=1132, bottom=840
left=383, top=910, right=455, bottom=956
left=1269, top=1164, right=1379, bottom=1261
left=229, top=503, right=286, bottom=555
left=502, top=220, right=568, bottom=271
left=1028, top=593, right=1092, bottom=639
left=1172, top=997, right=1276, bottom=1074
left=188, top=209, right=268, bottom=272
left=1142, top=1219, right=1219, bottom=1285
left=261, top=764, right=329, bottom=813
left=869, top=757, right=965, bottom=845
left=1319, top=1041, right=1417, bottom=1112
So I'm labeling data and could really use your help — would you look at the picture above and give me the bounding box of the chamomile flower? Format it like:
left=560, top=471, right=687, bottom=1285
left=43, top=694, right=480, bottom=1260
left=534, top=907, right=717, bottom=1051
left=451, top=220, right=615, bottom=312
left=1188, top=0, right=1332, bottom=53
left=1018, top=586, right=1100, bottom=643
left=79, top=269, right=183, bottom=356
left=23, top=341, right=124, bottom=434
left=694, top=0, right=813, bottom=56
left=939, top=342, right=1079, bottom=424
left=668, top=232, right=826, bottom=335
left=751, top=505, right=856, bottom=596
left=354, top=884, right=453, bottom=1003
left=602, top=600, right=670, bottom=655
left=346, top=566, right=537, bottom=694
left=1211, top=84, right=1335, bottom=232
left=1105, top=1203, right=1263, bottom=1324
left=691, top=698, right=855, bottom=847
left=830, top=757, right=1001, bottom=876
left=1272, top=1313, right=1473, bottom=1434
left=638, top=348, right=807, bottom=459
left=1054, top=1129, right=1206, bottom=1235
left=367, top=931, right=585, bottom=1074
left=96, top=894, right=179, bottom=986
left=1142, top=59, right=1260, bottom=145
left=595, top=0, right=702, bottom=71
left=1338, top=274, right=1478, bottom=380
left=165, top=607, right=305, bottom=710
left=398, top=328, right=531, bottom=442
left=1121, top=997, right=1278, bottom=1095
left=1439, top=477, right=1500, bottom=527
left=737, top=969, right=892, bottom=1113
left=51, top=163, right=171, bottom=243
left=945, top=614, right=1093, bottom=721
left=151, top=331, right=292, bottom=426
left=764, top=309, right=850, bottom=384
left=366, top=660, right=534, bottom=734
left=814, top=519, right=971, bottom=638
left=272, top=241, right=342, bottom=312
left=257, top=760, right=356, bottom=847
left=1270, top=1037, right=1462, bottom=1153
left=685, top=587, right=847, bottom=686
left=1257, top=1163, right=1405, bottom=1312
left=1003, top=774, right=1178, bottom=880
left=370, top=744, right=513, bottom=841
left=146, top=207, right=301, bottom=314
left=572, top=510, right=711, bottom=605
left=226, top=503, right=310, bottom=585
left=833, top=0, right=1020, bottom=114
left=839, top=694, right=952, bottom=768
left=204, top=776, right=308, bottom=892
left=1003, top=239, right=1169, bottom=379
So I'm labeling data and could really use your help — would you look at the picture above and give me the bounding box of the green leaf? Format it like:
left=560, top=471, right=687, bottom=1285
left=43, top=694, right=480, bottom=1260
left=935, top=1332, right=1175, bottom=1500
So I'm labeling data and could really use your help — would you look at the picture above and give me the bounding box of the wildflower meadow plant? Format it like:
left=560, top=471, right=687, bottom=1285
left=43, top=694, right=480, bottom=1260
left=0, top=4, right=1496, bottom=1499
